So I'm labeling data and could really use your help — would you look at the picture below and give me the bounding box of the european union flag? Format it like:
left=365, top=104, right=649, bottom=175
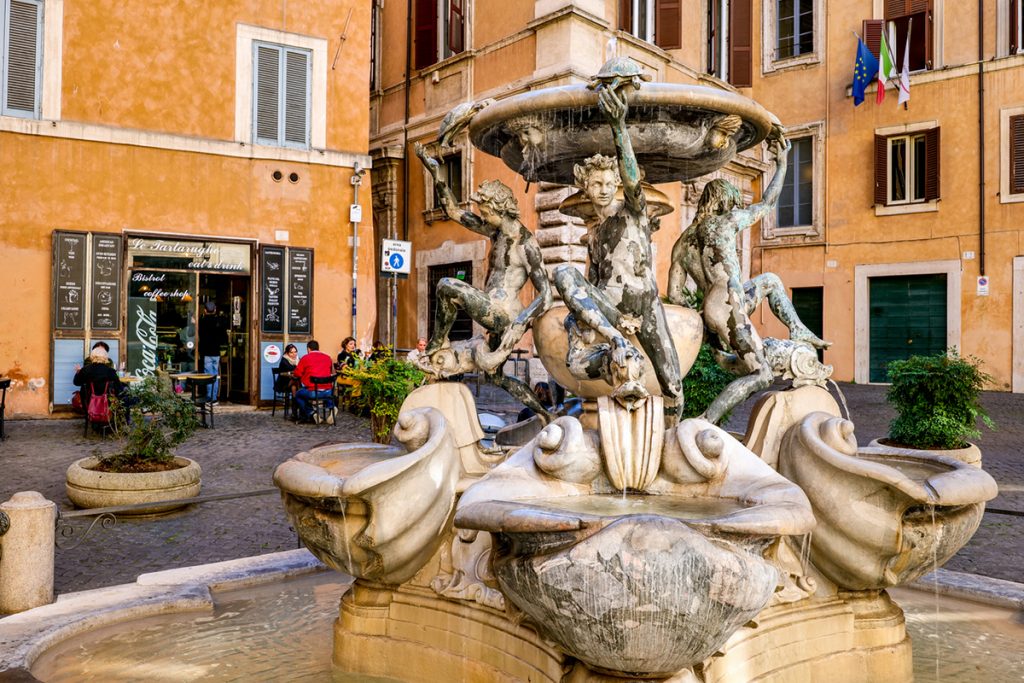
left=852, top=38, right=879, bottom=106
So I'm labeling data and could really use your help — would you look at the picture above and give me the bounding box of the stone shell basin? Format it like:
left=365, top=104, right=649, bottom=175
left=456, top=497, right=779, bottom=678
left=779, top=412, right=999, bottom=591
left=273, top=407, right=461, bottom=585
left=468, top=83, right=774, bottom=185
left=533, top=304, right=703, bottom=400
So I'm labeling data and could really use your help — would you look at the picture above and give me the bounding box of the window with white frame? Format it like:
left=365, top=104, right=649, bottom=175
left=618, top=0, right=682, bottom=49
left=707, top=0, right=728, bottom=79
left=776, top=0, right=813, bottom=60
left=253, top=42, right=311, bottom=149
left=2, top=0, right=43, bottom=118
left=707, top=0, right=752, bottom=86
left=874, top=128, right=940, bottom=207
left=778, top=136, right=813, bottom=227
left=623, top=0, right=655, bottom=43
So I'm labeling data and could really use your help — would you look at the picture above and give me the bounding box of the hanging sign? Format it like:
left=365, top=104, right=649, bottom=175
left=977, top=276, right=989, bottom=296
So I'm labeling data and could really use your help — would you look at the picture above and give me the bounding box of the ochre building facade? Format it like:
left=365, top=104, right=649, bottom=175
left=369, top=0, right=1024, bottom=391
left=1, top=0, right=375, bottom=416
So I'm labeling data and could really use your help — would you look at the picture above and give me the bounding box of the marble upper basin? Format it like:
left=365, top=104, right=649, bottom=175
left=468, top=82, right=774, bottom=185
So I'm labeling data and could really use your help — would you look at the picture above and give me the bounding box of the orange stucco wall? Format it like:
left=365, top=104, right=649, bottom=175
left=0, top=0, right=373, bottom=416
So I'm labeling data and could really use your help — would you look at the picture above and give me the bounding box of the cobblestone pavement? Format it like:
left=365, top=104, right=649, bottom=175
left=1, top=382, right=1021, bottom=596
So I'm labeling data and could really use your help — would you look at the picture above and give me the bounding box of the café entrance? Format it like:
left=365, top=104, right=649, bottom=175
left=125, top=237, right=253, bottom=404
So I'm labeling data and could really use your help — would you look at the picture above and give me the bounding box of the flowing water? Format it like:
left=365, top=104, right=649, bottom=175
left=30, top=571, right=1024, bottom=682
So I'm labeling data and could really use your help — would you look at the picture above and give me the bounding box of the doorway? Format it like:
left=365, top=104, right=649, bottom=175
left=200, top=274, right=251, bottom=404
left=868, top=274, right=947, bottom=382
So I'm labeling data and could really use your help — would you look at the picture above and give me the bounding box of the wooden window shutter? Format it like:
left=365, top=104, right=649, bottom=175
left=885, top=0, right=931, bottom=18
left=4, top=0, right=43, bottom=117
left=448, top=0, right=465, bottom=55
left=863, top=19, right=885, bottom=59
left=1011, top=114, right=1024, bottom=195
left=255, top=45, right=281, bottom=144
left=1010, top=0, right=1019, bottom=55
left=655, top=0, right=682, bottom=49
left=619, top=0, right=632, bottom=31
left=924, top=127, right=940, bottom=201
left=283, top=50, right=309, bottom=146
left=414, top=0, right=438, bottom=69
left=874, top=134, right=889, bottom=205
left=729, top=0, right=753, bottom=87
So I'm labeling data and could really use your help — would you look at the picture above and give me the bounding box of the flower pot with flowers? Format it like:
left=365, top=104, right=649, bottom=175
left=66, top=376, right=203, bottom=514
left=342, top=355, right=426, bottom=444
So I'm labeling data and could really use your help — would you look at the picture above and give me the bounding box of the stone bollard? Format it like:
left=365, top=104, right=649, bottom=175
left=0, top=491, right=57, bottom=614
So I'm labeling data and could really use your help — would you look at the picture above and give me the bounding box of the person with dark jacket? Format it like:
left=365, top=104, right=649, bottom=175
left=198, top=301, right=228, bottom=402
left=73, top=346, right=123, bottom=408
left=336, top=336, right=361, bottom=370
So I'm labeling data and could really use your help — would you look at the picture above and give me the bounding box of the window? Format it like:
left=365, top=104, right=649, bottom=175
left=1010, top=113, right=1024, bottom=196
left=423, top=145, right=468, bottom=222
left=2, top=0, right=43, bottom=118
left=707, top=0, right=752, bottom=87
left=874, top=128, right=940, bottom=207
left=778, top=137, right=813, bottom=227
left=414, top=0, right=465, bottom=70
left=1012, top=0, right=1022, bottom=55
left=863, top=1, right=933, bottom=73
left=370, top=0, right=381, bottom=91
left=618, top=0, right=681, bottom=49
left=253, top=42, right=311, bottom=148
left=776, top=0, right=813, bottom=60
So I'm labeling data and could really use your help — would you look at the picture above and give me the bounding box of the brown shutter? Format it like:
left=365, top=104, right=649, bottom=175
left=924, top=0, right=934, bottom=69
left=1012, top=0, right=1020, bottom=55
left=874, top=134, right=889, bottom=206
left=1011, top=115, right=1024, bottom=195
left=885, top=0, right=931, bottom=18
left=619, top=0, right=632, bottom=31
left=729, top=0, right=752, bottom=87
left=924, top=127, right=940, bottom=201
left=414, top=0, right=438, bottom=69
left=448, top=0, right=465, bottom=55
left=863, top=20, right=885, bottom=59
left=655, top=0, right=682, bottom=50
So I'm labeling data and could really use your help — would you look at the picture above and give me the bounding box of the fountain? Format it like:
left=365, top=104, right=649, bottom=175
left=267, top=57, right=1000, bottom=682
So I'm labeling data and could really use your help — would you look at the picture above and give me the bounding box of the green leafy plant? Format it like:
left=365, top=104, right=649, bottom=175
left=885, top=349, right=995, bottom=449
left=100, top=376, right=201, bottom=472
left=343, top=357, right=425, bottom=443
left=682, top=344, right=734, bottom=419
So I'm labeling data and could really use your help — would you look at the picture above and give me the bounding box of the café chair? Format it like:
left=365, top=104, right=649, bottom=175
left=186, top=376, right=216, bottom=428
left=271, top=368, right=292, bottom=419
left=306, top=374, right=338, bottom=426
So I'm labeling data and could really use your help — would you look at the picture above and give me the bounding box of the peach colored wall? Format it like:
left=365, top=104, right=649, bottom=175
left=0, top=0, right=372, bottom=416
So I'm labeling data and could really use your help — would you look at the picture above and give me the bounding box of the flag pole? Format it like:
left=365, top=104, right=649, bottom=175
left=903, top=18, right=913, bottom=110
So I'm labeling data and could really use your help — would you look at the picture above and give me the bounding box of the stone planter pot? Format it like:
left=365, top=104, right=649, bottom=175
left=65, top=456, right=202, bottom=515
left=868, top=438, right=982, bottom=468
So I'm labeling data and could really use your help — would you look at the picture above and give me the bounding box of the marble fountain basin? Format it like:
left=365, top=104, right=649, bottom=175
left=456, top=496, right=780, bottom=678
left=468, top=82, right=774, bottom=185
left=273, top=407, right=460, bottom=585
left=780, top=412, right=999, bottom=591
left=533, top=304, right=703, bottom=400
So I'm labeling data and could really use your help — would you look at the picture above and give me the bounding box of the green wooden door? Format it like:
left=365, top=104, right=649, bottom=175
left=792, top=287, right=824, bottom=361
left=869, top=274, right=947, bottom=382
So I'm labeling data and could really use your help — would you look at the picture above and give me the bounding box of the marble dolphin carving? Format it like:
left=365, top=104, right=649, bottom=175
left=274, top=407, right=461, bottom=585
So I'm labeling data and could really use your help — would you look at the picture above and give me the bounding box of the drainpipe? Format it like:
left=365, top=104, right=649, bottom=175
left=978, top=0, right=986, bottom=276
left=403, top=0, right=413, bottom=242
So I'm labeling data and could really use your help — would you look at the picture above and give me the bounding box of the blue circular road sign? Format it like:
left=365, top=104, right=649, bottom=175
left=389, top=253, right=404, bottom=270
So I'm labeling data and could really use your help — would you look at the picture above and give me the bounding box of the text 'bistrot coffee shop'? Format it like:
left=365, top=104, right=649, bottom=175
left=50, top=231, right=318, bottom=411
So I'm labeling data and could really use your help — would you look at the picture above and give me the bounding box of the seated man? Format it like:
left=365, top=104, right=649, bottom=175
left=292, top=340, right=336, bottom=424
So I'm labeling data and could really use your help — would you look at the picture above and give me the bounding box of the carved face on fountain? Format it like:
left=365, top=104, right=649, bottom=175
left=574, top=154, right=621, bottom=214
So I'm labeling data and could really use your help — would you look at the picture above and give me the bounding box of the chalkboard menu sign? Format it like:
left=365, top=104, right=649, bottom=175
left=288, top=248, right=313, bottom=334
left=260, top=247, right=285, bottom=334
left=53, top=232, right=87, bottom=330
left=91, top=234, right=123, bottom=330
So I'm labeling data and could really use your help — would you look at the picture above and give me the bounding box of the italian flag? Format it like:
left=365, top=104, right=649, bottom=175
left=876, top=27, right=897, bottom=104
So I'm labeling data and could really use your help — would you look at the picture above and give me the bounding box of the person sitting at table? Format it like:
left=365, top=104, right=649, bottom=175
left=406, top=337, right=428, bottom=364
left=336, top=336, right=361, bottom=370
left=275, top=344, right=299, bottom=393
left=73, top=345, right=125, bottom=413
left=293, top=340, right=336, bottom=423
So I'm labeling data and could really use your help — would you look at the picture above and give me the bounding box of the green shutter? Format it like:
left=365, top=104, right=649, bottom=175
left=868, top=274, right=947, bottom=382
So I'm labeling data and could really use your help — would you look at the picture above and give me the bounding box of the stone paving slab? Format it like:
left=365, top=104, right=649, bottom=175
left=1, top=382, right=1021, bottom=594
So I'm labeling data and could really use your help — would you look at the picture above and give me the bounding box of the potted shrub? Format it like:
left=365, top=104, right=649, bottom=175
left=870, top=350, right=995, bottom=467
left=66, top=376, right=203, bottom=514
left=343, top=356, right=425, bottom=444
